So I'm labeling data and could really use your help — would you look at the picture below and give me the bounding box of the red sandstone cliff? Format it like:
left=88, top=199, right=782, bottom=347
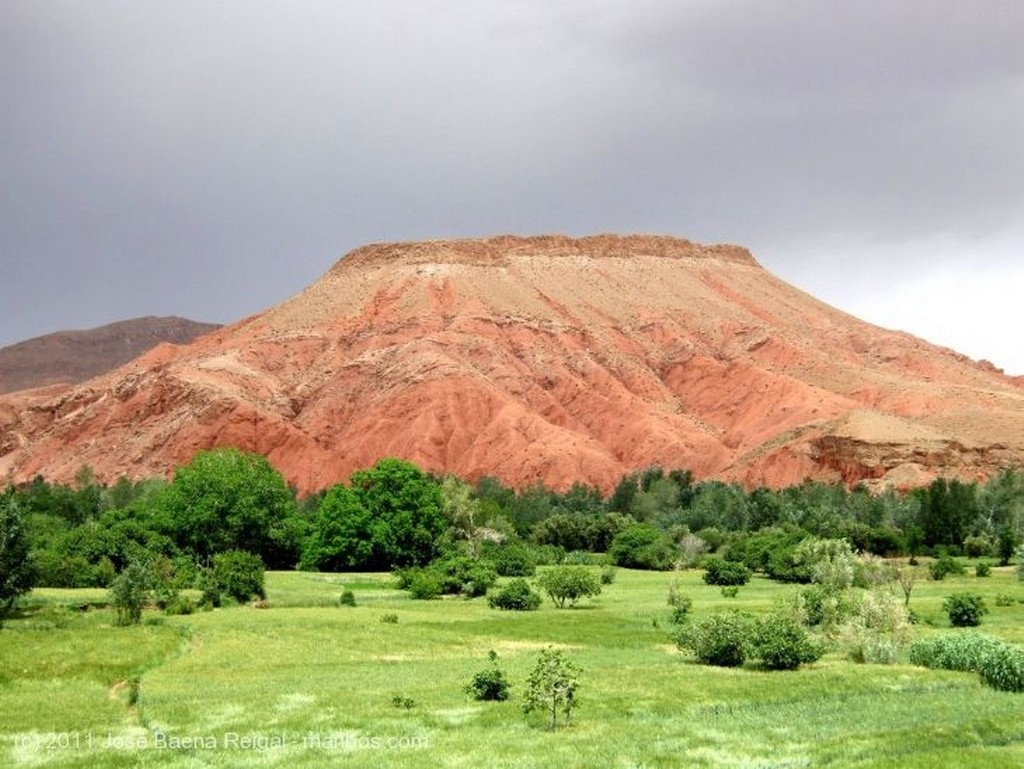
left=1, top=234, right=1021, bottom=493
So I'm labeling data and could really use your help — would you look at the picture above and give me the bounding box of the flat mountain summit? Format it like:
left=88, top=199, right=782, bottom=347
left=1, top=234, right=1021, bottom=492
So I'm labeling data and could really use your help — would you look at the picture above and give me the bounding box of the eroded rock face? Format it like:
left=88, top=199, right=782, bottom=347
left=1, top=234, right=1022, bottom=492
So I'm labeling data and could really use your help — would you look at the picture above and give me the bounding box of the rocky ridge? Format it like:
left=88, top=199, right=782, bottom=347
left=1, top=235, right=1021, bottom=493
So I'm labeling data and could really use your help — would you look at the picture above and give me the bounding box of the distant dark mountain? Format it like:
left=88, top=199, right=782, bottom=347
left=0, top=317, right=221, bottom=394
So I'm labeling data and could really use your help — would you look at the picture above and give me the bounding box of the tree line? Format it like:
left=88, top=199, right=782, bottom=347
left=2, top=447, right=1023, bottom=616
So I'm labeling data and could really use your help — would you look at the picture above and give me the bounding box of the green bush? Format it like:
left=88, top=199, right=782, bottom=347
left=975, top=562, right=992, bottom=578
left=909, top=632, right=1002, bottom=672
left=429, top=555, right=499, bottom=598
left=465, top=650, right=511, bottom=701
left=212, top=550, right=266, bottom=603
left=943, top=592, right=988, bottom=627
left=977, top=643, right=1024, bottom=693
left=702, top=557, right=751, bottom=587
left=537, top=566, right=601, bottom=608
left=609, top=523, right=677, bottom=570
left=720, top=586, right=740, bottom=599
left=677, top=612, right=753, bottom=667
left=600, top=565, right=617, bottom=585
left=995, top=593, right=1015, bottom=607
left=751, top=613, right=822, bottom=670
left=109, top=560, right=155, bottom=626
left=929, top=554, right=965, bottom=581
left=164, top=593, right=195, bottom=616
left=339, top=589, right=357, bottom=607
left=840, top=590, right=913, bottom=665
left=667, top=582, right=692, bottom=625
left=488, top=578, right=542, bottom=611
left=484, top=540, right=537, bottom=577
left=380, top=612, right=399, bottom=624
left=407, top=569, right=443, bottom=600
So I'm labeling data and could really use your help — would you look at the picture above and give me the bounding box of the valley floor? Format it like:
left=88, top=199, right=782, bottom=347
left=2, top=568, right=1023, bottom=768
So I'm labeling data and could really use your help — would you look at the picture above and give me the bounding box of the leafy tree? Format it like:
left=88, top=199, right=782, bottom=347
left=609, top=523, right=677, bottom=570
left=440, top=474, right=484, bottom=556
left=152, top=448, right=298, bottom=565
left=212, top=550, right=266, bottom=603
left=300, top=484, right=373, bottom=571
left=349, top=458, right=446, bottom=568
left=110, top=559, right=155, bottom=626
left=537, top=565, right=601, bottom=608
left=0, top=495, right=35, bottom=625
left=523, top=647, right=581, bottom=729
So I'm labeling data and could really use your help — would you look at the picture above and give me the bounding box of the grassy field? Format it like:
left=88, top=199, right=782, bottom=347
left=2, top=565, right=1023, bottom=767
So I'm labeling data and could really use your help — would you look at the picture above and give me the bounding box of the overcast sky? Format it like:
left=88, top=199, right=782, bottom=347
left=3, top=1, right=1022, bottom=373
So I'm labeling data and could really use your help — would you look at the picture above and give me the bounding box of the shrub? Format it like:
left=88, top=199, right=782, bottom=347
left=995, top=593, right=1014, bottom=607
left=196, top=567, right=221, bottom=608
left=751, top=613, right=823, bottom=670
left=943, top=592, right=987, bottom=627
left=963, top=535, right=994, bottom=559
left=975, top=562, right=992, bottom=578
left=537, top=566, right=601, bottom=608
left=677, top=612, right=753, bottom=667
left=929, top=554, right=965, bottom=581
left=488, top=578, right=542, bottom=611
left=608, top=524, right=678, bottom=570
left=212, top=550, right=266, bottom=603
left=840, top=590, right=913, bottom=664
left=667, top=585, right=692, bottom=625
left=523, top=647, right=581, bottom=729
left=110, top=560, right=155, bottom=626
left=380, top=612, right=399, bottom=624
left=465, top=650, right=511, bottom=701
left=429, top=555, right=499, bottom=598
left=484, top=540, right=537, bottom=577
left=702, top=557, right=751, bottom=587
left=793, top=538, right=858, bottom=592
left=163, top=592, right=195, bottom=616
left=909, top=632, right=1002, bottom=672
left=407, top=569, right=443, bottom=600
left=977, top=643, right=1024, bottom=693
left=339, top=589, right=357, bottom=607
left=720, top=586, right=740, bottom=599
left=600, top=565, right=617, bottom=585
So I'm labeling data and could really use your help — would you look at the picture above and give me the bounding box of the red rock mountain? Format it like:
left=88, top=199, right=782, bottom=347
left=0, top=316, right=221, bottom=395
left=1, top=235, right=1022, bottom=493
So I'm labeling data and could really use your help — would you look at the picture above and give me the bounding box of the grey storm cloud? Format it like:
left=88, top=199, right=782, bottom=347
left=2, top=1, right=1023, bottom=371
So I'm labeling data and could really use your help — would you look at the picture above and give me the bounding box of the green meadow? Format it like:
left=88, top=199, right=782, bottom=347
left=2, top=566, right=1023, bottom=768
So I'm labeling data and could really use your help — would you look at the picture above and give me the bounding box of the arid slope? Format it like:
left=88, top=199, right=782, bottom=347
left=0, top=316, right=221, bottom=394
left=1, top=235, right=1021, bottom=492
